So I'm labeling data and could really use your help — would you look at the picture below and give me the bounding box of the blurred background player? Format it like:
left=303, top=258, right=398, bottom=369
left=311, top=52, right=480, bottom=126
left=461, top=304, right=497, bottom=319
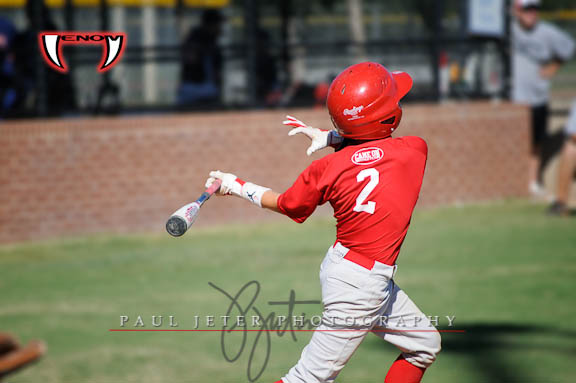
left=512, top=0, right=575, bottom=197
left=254, top=28, right=282, bottom=107
left=548, top=99, right=576, bottom=215
left=178, top=9, right=224, bottom=107
left=205, top=62, right=441, bottom=383
left=7, top=0, right=75, bottom=117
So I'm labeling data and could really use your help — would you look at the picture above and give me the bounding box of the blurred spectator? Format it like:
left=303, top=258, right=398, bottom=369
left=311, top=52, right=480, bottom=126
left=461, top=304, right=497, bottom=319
left=255, top=29, right=281, bottom=107
left=178, top=10, right=223, bottom=107
left=10, top=0, right=75, bottom=117
left=512, top=0, right=574, bottom=197
left=0, top=16, right=17, bottom=117
left=548, top=100, right=576, bottom=216
left=0, top=332, right=46, bottom=380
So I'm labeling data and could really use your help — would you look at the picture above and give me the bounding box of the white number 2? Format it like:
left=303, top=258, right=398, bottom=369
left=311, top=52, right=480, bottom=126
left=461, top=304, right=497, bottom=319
left=353, top=168, right=379, bottom=214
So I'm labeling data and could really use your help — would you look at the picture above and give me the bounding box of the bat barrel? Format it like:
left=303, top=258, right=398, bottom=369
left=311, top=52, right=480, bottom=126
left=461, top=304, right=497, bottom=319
left=166, top=180, right=220, bottom=237
left=165, top=202, right=201, bottom=237
left=166, top=216, right=189, bottom=237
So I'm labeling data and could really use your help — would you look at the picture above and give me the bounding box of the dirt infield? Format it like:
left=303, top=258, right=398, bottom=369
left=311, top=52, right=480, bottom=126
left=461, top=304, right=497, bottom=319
left=0, top=102, right=530, bottom=242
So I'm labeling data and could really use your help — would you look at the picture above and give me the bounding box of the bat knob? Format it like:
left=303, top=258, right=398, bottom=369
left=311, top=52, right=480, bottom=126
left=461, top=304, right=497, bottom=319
left=166, top=216, right=188, bottom=237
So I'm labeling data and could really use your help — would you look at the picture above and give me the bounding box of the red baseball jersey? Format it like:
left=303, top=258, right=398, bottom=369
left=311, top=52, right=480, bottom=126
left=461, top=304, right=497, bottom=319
left=277, top=136, right=428, bottom=266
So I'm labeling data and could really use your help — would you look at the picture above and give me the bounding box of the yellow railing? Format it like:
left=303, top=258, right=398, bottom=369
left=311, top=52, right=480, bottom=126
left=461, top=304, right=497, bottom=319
left=0, top=1, right=574, bottom=22
left=0, top=0, right=228, bottom=7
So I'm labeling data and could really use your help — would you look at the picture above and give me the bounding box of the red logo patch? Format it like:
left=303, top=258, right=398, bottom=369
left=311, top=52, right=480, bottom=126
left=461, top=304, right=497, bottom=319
left=351, top=147, right=384, bottom=165
left=39, top=31, right=126, bottom=73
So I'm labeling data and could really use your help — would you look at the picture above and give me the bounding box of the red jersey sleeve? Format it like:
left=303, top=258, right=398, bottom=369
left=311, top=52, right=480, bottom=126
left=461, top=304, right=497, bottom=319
left=277, top=159, right=328, bottom=223
left=403, top=136, right=428, bottom=156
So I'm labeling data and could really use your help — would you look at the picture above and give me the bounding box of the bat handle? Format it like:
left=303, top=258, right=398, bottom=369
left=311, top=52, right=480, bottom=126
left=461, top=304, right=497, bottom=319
left=205, top=179, right=222, bottom=196
left=197, top=179, right=222, bottom=206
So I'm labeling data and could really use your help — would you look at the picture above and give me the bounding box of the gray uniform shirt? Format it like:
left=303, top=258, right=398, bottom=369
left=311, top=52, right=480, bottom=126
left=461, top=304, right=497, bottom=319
left=512, top=21, right=575, bottom=106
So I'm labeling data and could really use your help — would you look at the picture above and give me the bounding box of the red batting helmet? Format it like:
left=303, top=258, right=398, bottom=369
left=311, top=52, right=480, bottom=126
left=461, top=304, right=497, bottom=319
left=326, top=62, right=413, bottom=140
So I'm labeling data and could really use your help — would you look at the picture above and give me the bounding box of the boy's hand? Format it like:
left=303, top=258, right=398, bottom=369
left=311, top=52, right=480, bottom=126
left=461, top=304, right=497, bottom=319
left=205, top=170, right=243, bottom=196
left=205, top=171, right=272, bottom=208
left=283, top=115, right=342, bottom=156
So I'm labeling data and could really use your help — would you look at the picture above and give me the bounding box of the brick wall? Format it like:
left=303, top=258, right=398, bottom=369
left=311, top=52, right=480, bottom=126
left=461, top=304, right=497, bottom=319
left=0, top=102, right=530, bottom=243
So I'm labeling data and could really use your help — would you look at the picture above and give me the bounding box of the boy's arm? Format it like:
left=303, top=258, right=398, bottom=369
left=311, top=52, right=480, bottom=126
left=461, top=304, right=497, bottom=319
left=205, top=165, right=323, bottom=223
left=205, top=171, right=282, bottom=213
left=261, top=191, right=281, bottom=213
left=541, top=25, right=575, bottom=80
left=540, top=60, right=562, bottom=79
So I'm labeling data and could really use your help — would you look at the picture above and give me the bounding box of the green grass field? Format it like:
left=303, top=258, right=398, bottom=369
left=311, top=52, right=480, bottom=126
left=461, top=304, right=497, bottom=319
left=1, top=201, right=575, bottom=383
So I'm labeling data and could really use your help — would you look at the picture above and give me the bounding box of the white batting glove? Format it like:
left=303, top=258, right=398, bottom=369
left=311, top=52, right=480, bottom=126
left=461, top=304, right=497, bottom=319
left=205, top=170, right=243, bottom=196
left=283, top=115, right=343, bottom=156
left=205, top=170, right=270, bottom=207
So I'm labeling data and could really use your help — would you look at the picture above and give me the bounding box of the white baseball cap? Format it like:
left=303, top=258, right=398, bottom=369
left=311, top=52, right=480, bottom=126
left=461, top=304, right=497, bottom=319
left=517, top=0, right=541, bottom=8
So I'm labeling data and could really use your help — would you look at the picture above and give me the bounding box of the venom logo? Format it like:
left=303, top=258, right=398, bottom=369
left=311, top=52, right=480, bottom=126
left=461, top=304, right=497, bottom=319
left=38, top=32, right=126, bottom=73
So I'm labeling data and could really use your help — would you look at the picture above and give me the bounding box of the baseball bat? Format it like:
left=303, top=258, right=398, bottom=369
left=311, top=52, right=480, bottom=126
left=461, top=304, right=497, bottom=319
left=165, top=179, right=222, bottom=237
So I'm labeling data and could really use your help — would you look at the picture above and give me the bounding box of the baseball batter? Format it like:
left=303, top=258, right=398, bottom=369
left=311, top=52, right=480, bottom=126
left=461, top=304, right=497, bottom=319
left=205, top=62, right=441, bottom=383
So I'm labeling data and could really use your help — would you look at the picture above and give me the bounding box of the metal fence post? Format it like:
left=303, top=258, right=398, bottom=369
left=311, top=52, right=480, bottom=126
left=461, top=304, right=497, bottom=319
left=502, top=0, right=512, bottom=100
left=30, top=0, right=47, bottom=116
